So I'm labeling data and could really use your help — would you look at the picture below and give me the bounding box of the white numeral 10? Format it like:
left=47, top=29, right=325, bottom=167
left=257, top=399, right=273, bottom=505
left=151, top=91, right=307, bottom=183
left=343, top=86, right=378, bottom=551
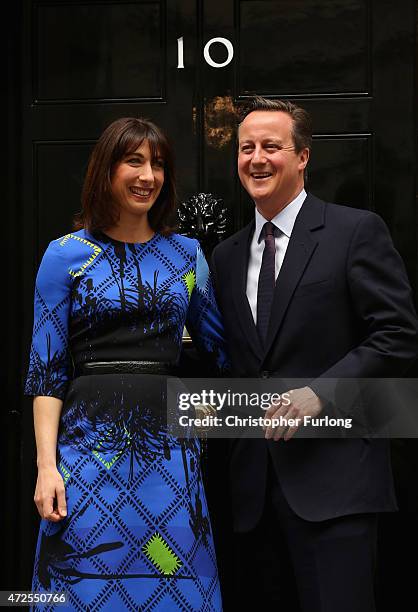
left=177, top=36, right=234, bottom=69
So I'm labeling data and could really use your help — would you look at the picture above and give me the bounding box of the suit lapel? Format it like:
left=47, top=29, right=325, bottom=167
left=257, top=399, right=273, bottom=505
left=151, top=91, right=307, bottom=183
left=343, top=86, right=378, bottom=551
left=263, top=194, right=326, bottom=357
left=230, top=222, right=264, bottom=360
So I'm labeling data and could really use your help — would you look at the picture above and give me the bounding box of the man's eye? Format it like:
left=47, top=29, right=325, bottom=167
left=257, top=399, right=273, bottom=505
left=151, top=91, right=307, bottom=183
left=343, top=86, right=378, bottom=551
left=266, top=144, right=280, bottom=150
left=241, top=146, right=253, bottom=153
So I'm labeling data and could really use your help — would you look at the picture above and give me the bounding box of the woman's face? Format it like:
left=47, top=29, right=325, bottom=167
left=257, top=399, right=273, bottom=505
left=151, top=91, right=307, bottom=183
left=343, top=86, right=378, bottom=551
left=110, top=139, right=165, bottom=219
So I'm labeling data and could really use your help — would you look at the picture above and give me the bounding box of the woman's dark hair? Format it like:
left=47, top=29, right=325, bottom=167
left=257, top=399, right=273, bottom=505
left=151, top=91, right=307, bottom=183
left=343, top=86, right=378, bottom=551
left=74, top=117, right=177, bottom=235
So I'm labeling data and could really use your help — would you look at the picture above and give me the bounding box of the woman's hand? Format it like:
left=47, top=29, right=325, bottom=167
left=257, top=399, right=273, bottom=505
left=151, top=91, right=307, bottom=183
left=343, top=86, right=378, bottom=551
left=33, top=396, right=65, bottom=521
left=34, top=466, right=67, bottom=522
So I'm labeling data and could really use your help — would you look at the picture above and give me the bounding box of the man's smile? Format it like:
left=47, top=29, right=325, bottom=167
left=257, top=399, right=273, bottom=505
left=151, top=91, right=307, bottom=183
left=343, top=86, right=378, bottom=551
left=250, top=172, right=273, bottom=180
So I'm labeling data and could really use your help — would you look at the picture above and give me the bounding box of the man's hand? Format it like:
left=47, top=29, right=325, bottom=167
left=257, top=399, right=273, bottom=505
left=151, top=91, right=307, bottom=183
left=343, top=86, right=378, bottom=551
left=264, top=386, right=323, bottom=441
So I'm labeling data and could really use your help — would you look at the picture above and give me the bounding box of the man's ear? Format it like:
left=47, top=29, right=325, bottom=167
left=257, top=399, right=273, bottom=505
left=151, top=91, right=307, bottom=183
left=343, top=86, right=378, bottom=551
left=298, top=147, right=310, bottom=170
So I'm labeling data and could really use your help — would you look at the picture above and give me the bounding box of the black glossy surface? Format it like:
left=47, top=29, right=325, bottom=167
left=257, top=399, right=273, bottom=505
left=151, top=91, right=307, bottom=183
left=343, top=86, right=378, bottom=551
left=34, top=2, right=163, bottom=101
left=308, top=136, right=371, bottom=210
left=239, top=0, right=369, bottom=96
left=35, top=142, right=94, bottom=253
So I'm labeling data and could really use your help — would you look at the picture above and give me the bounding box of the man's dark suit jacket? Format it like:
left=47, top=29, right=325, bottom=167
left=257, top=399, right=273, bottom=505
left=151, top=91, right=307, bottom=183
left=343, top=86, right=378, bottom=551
left=211, top=193, right=418, bottom=532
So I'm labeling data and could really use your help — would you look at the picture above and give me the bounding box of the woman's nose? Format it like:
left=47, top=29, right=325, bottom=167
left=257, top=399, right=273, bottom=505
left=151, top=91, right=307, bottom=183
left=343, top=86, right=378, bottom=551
left=139, top=162, right=154, bottom=182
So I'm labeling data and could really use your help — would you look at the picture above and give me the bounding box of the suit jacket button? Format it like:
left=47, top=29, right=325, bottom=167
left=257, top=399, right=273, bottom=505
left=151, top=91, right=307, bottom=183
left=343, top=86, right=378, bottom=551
left=261, top=370, right=270, bottom=378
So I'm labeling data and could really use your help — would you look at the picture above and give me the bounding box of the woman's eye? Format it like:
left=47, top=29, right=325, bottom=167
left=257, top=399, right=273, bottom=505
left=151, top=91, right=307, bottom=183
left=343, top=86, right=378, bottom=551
left=153, top=160, right=165, bottom=168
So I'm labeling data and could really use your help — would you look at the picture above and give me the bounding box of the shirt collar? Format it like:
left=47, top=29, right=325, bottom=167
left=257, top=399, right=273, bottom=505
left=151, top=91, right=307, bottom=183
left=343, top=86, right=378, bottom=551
left=255, top=189, right=307, bottom=243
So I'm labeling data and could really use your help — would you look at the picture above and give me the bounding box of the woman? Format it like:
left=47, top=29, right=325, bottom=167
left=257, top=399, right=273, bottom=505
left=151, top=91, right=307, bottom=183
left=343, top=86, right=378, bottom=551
left=25, top=117, right=228, bottom=610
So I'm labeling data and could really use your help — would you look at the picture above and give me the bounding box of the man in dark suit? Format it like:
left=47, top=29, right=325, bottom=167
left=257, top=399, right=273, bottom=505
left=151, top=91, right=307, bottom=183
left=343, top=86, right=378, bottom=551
left=210, top=96, right=418, bottom=611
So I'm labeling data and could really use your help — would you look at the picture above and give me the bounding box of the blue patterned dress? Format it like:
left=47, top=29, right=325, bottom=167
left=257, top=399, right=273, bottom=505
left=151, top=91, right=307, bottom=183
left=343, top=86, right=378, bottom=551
left=25, top=229, right=228, bottom=611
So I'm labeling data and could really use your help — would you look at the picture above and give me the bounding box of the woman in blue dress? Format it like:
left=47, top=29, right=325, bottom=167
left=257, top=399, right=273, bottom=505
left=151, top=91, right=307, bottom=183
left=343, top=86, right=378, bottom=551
left=25, top=117, right=228, bottom=611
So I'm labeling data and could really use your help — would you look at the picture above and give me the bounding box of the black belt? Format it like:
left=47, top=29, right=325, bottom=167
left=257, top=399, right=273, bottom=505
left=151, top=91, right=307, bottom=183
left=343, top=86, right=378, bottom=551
left=76, top=361, right=176, bottom=376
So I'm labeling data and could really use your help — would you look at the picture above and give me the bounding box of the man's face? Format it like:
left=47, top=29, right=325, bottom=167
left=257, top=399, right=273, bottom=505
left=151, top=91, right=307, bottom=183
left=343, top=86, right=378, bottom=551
left=238, top=111, right=309, bottom=217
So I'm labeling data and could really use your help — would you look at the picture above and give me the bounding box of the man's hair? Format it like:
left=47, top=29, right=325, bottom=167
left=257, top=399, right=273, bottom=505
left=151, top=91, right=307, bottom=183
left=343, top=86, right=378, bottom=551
left=237, top=96, right=312, bottom=153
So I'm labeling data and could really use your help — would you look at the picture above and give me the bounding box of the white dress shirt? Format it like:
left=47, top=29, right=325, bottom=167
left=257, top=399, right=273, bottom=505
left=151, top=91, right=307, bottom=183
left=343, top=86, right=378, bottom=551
left=246, top=189, right=307, bottom=324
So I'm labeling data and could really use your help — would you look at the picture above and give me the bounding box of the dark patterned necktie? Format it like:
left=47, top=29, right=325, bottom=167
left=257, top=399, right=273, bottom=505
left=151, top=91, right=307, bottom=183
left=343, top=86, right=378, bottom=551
left=257, top=221, right=276, bottom=344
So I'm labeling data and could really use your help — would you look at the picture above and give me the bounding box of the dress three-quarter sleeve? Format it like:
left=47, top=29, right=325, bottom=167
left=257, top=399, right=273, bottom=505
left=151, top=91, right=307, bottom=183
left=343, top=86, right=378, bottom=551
left=24, top=239, right=72, bottom=400
left=185, top=241, right=230, bottom=373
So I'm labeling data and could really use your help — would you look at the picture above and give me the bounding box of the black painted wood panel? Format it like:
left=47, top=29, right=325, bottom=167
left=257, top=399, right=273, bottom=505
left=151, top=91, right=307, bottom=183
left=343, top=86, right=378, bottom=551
left=35, top=142, right=95, bottom=251
left=308, top=135, right=372, bottom=210
left=34, top=1, right=164, bottom=102
left=238, top=0, right=370, bottom=96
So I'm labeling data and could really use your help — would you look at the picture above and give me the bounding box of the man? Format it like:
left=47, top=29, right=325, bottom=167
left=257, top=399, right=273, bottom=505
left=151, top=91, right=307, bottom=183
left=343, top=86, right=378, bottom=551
left=210, top=97, right=418, bottom=611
